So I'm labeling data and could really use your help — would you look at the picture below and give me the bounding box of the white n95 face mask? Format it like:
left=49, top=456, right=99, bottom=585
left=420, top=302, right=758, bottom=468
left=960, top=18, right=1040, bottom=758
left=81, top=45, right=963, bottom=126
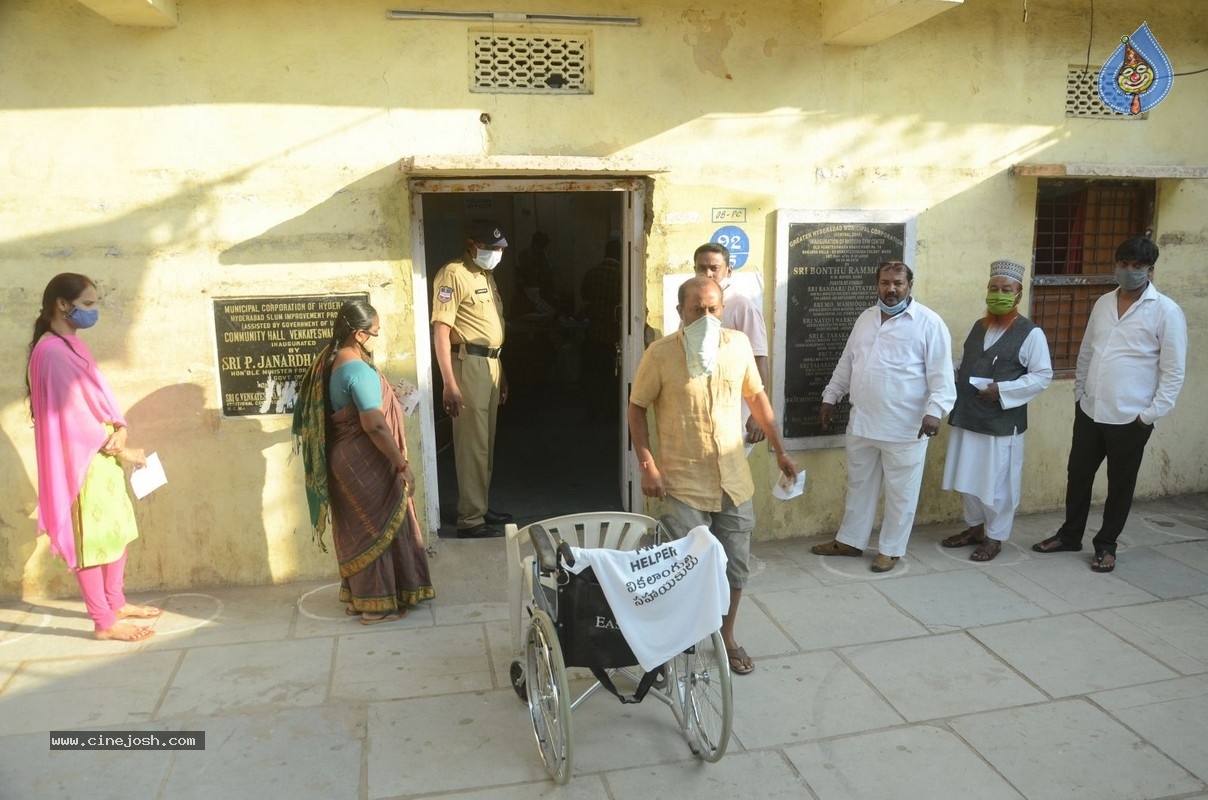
left=683, top=314, right=722, bottom=378
left=473, top=248, right=503, bottom=271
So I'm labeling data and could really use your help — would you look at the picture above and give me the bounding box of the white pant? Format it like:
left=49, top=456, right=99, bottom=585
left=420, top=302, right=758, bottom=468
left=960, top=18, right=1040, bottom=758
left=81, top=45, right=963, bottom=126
left=836, top=435, right=929, bottom=558
left=960, top=492, right=1017, bottom=542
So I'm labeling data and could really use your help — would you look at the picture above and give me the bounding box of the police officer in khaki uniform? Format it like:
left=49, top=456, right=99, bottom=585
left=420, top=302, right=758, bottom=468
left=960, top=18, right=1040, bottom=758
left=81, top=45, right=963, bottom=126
left=431, top=220, right=514, bottom=538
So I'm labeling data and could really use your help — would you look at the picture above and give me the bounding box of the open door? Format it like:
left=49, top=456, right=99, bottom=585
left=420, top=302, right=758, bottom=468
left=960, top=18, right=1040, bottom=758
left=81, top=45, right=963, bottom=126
left=620, top=188, right=645, bottom=513
left=409, top=178, right=647, bottom=536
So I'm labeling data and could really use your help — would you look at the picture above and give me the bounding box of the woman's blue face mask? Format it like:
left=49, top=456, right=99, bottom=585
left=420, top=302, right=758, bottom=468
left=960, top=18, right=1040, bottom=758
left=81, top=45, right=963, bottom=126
left=67, top=305, right=99, bottom=329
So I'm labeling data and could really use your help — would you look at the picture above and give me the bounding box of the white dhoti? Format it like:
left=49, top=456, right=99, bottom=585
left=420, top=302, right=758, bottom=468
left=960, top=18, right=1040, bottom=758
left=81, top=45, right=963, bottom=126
left=835, top=435, right=930, bottom=558
left=942, top=426, right=1026, bottom=541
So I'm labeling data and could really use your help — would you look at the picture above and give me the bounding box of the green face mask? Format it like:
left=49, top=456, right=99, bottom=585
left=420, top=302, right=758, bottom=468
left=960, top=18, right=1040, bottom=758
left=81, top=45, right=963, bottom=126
left=986, top=291, right=1018, bottom=315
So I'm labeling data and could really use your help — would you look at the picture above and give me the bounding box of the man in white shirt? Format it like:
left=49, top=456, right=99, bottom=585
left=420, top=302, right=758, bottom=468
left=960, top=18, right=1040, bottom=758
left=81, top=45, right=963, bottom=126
left=941, top=259, right=1053, bottom=561
left=693, top=243, right=770, bottom=443
left=812, top=261, right=956, bottom=572
left=1032, top=237, right=1187, bottom=573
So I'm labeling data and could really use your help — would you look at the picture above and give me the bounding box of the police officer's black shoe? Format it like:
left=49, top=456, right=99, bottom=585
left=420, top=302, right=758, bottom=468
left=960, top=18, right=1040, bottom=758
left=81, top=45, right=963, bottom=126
left=457, top=523, right=503, bottom=539
left=483, top=509, right=513, bottom=525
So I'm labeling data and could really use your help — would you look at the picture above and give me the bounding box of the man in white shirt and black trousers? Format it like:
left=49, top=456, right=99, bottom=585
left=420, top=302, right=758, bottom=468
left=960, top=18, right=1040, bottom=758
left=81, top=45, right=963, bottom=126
left=1032, top=236, right=1187, bottom=573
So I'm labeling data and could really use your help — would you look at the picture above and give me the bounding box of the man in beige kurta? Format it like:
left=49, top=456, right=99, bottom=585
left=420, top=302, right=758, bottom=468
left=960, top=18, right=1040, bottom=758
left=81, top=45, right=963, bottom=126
left=628, top=277, right=797, bottom=675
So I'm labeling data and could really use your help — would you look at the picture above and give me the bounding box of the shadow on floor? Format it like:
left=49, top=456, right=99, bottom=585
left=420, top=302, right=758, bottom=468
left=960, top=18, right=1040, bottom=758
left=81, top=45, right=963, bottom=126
left=436, top=381, right=625, bottom=537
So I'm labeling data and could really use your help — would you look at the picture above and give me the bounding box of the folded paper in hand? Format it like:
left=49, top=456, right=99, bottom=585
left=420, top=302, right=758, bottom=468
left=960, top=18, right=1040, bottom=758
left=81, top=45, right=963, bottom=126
left=130, top=452, right=167, bottom=499
left=773, top=469, right=806, bottom=500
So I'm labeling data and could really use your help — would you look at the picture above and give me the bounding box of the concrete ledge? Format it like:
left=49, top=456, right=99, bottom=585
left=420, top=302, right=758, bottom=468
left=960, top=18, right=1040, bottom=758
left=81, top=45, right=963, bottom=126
left=823, top=0, right=963, bottom=46
left=75, top=0, right=178, bottom=28
left=1011, top=163, right=1208, bottom=179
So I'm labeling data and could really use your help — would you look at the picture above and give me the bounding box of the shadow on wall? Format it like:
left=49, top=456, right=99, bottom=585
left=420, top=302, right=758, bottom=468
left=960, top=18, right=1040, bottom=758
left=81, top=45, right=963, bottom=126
left=0, top=418, right=40, bottom=600
left=122, top=382, right=286, bottom=590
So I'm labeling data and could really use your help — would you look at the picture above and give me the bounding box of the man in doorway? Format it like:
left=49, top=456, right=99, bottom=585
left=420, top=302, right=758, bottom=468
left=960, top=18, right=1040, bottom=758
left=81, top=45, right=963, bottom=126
left=516, top=231, right=558, bottom=317
left=580, top=239, right=623, bottom=423
left=693, top=242, right=770, bottom=444
left=1031, top=236, right=1186, bottom=572
left=941, top=259, right=1053, bottom=561
left=812, top=260, right=955, bottom=572
left=628, top=276, right=798, bottom=676
left=431, top=219, right=513, bottom=539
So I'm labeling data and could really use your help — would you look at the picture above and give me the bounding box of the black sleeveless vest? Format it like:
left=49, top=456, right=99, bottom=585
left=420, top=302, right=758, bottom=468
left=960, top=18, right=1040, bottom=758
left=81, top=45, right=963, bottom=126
left=948, top=317, right=1036, bottom=436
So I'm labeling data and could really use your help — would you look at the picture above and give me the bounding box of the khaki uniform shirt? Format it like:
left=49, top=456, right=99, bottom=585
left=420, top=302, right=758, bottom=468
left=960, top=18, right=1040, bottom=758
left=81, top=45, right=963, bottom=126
left=430, top=256, right=505, bottom=348
left=630, top=328, right=763, bottom=511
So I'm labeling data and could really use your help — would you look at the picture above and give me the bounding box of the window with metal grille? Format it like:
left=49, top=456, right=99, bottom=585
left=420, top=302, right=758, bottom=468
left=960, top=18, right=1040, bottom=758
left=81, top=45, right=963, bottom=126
left=1029, top=179, right=1155, bottom=372
left=470, top=32, right=591, bottom=94
left=1065, top=67, right=1147, bottom=119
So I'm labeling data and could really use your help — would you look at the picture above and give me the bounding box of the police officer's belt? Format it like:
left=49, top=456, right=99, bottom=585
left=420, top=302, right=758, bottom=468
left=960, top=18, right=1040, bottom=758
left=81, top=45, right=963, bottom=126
left=455, top=343, right=501, bottom=358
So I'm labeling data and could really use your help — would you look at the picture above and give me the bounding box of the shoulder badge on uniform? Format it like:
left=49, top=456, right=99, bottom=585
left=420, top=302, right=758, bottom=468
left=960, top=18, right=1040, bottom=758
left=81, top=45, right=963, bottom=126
left=438, top=286, right=454, bottom=303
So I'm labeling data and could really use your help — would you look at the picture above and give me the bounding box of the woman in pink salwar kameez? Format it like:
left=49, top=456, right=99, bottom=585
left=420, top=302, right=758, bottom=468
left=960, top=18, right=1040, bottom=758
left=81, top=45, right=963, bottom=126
left=27, top=273, right=160, bottom=642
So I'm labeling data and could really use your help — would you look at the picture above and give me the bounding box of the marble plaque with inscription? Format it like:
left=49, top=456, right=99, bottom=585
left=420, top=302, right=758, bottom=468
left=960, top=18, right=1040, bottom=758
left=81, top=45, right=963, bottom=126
left=214, top=293, right=368, bottom=416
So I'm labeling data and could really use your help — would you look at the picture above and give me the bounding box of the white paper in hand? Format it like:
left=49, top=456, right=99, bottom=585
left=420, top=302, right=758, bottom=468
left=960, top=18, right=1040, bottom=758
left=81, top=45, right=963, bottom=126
left=130, top=452, right=167, bottom=500
left=968, top=376, right=993, bottom=390
left=393, top=378, right=421, bottom=416
left=772, top=469, right=806, bottom=500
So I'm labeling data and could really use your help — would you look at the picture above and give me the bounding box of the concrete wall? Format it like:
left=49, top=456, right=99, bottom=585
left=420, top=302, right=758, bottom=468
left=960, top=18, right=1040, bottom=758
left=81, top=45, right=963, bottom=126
left=1, top=0, right=1203, bottom=598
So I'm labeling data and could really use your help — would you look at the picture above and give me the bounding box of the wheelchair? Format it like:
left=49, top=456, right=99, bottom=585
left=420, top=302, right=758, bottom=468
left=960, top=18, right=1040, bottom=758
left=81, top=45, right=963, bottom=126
left=505, top=512, right=733, bottom=784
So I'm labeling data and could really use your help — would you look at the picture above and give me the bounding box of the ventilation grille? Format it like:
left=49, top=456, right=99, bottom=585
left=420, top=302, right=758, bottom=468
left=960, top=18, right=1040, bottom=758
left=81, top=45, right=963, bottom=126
left=1065, top=67, right=1146, bottom=119
left=470, top=32, right=591, bottom=94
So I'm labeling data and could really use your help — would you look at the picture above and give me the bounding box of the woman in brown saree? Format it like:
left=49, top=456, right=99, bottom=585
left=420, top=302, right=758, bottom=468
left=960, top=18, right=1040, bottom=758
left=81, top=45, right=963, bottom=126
left=293, top=299, right=434, bottom=624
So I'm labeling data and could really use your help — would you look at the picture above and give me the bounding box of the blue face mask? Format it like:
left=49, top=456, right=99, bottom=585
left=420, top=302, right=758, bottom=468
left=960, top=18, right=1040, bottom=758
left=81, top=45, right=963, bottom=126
left=877, top=296, right=910, bottom=316
left=67, top=305, right=99, bottom=329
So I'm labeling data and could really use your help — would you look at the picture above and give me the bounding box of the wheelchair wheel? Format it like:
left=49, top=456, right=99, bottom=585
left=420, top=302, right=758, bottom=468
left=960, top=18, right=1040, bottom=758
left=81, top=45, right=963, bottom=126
left=525, top=609, right=573, bottom=783
left=668, top=630, right=732, bottom=762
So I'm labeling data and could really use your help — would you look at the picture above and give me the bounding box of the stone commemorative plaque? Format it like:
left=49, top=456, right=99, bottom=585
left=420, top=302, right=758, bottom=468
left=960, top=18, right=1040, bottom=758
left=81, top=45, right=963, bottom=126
left=214, top=293, right=368, bottom=416
left=780, top=221, right=907, bottom=440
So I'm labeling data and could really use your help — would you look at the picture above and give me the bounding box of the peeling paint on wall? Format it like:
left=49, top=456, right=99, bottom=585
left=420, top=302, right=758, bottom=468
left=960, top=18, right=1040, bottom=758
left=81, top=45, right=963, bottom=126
left=681, top=9, right=738, bottom=80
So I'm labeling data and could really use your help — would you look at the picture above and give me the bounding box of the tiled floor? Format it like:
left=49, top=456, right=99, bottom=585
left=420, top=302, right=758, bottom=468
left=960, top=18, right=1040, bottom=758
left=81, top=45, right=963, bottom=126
left=2, top=493, right=1207, bottom=799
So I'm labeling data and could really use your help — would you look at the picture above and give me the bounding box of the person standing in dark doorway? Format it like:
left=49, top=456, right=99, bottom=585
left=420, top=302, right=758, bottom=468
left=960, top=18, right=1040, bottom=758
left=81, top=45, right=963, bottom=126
left=580, top=239, right=623, bottom=423
left=1031, top=236, right=1186, bottom=572
left=516, top=231, right=558, bottom=317
left=431, top=220, right=514, bottom=539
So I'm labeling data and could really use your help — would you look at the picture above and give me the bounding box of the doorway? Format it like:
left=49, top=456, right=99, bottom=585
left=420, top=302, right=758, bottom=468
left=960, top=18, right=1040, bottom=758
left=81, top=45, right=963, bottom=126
left=409, top=179, right=647, bottom=537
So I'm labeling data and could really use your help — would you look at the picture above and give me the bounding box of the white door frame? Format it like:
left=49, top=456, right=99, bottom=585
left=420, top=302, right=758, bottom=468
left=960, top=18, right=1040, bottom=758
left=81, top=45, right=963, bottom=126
left=408, top=177, right=648, bottom=536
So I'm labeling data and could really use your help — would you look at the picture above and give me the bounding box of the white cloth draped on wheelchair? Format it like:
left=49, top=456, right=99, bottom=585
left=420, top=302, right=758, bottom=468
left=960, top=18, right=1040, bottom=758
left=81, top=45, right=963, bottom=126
left=566, top=526, right=730, bottom=672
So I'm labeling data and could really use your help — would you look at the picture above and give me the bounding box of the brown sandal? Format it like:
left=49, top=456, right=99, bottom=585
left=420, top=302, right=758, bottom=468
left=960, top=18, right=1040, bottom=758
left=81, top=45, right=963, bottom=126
left=942, top=528, right=985, bottom=548
left=360, top=609, right=409, bottom=626
left=970, top=540, right=1002, bottom=562
left=811, top=540, right=863, bottom=557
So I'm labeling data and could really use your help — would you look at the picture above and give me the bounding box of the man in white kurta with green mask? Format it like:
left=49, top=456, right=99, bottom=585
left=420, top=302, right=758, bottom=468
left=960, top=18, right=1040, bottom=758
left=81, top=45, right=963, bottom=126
left=940, top=259, right=1053, bottom=561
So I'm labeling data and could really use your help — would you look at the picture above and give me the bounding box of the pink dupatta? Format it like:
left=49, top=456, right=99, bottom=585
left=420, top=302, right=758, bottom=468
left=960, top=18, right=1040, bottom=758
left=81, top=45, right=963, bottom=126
left=29, top=334, right=127, bottom=569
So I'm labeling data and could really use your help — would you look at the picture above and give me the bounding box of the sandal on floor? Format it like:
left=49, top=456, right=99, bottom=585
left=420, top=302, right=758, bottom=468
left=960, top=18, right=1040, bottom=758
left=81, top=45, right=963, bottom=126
left=117, top=604, right=162, bottom=619
left=1031, top=534, right=1082, bottom=553
left=726, top=646, right=755, bottom=675
left=970, top=540, right=1002, bottom=562
left=360, top=609, right=409, bottom=626
left=942, top=528, right=985, bottom=548
left=1090, top=550, right=1116, bottom=573
left=811, top=540, right=864, bottom=557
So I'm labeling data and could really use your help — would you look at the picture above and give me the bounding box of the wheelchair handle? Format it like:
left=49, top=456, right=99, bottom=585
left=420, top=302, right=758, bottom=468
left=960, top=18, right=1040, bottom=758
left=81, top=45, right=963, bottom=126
left=529, top=523, right=577, bottom=571
left=557, top=540, right=575, bottom=568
